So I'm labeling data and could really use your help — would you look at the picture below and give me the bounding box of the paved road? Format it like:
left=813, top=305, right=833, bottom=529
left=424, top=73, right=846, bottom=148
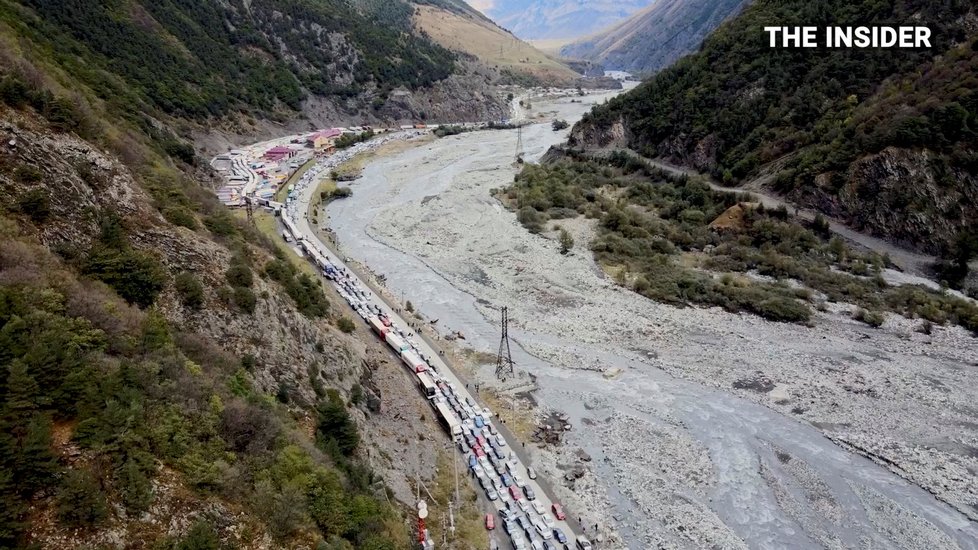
left=214, top=131, right=584, bottom=549
left=627, top=152, right=937, bottom=277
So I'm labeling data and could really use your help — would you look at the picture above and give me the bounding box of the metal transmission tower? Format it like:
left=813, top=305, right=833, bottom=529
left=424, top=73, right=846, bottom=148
left=514, top=124, right=524, bottom=164
left=245, top=198, right=255, bottom=225
left=495, top=306, right=515, bottom=380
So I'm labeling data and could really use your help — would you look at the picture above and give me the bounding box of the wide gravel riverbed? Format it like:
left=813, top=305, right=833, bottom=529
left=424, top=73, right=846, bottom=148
left=324, top=92, right=978, bottom=549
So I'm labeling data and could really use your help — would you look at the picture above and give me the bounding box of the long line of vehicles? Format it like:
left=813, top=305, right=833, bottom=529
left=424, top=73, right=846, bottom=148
left=230, top=125, right=592, bottom=550
left=278, top=211, right=591, bottom=550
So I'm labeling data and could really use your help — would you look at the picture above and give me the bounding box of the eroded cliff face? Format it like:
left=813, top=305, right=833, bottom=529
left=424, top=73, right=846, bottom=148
left=797, top=147, right=978, bottom=254
left=569, top=115, right=629, bottom=149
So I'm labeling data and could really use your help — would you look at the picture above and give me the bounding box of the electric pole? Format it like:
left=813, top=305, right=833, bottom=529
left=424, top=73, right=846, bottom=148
left=495, top=306, right=515, bottom=380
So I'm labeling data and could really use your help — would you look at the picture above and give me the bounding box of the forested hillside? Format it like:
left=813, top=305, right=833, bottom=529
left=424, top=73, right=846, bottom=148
left=2, top=0, right=456, bottom=121
left=0, top=0, right=469, bottom=547
left=572, top=0, right=978, bottom=274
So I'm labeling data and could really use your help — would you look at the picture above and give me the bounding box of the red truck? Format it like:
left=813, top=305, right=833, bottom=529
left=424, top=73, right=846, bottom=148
left=369, top=317, right=388, bottom=337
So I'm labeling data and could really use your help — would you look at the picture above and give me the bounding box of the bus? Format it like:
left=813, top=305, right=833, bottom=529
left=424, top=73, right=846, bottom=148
left=416, top=371, right=438, bottom=399
left=434, top=402, right=462, bottom=438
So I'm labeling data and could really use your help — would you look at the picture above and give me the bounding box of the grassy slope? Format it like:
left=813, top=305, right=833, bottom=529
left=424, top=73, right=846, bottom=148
left=413, top=4, right=579, bottom=84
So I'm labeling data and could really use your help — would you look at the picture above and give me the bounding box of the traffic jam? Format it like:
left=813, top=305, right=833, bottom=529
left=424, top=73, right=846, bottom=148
left=235, top=128, right=591, bottom=550
left=283, top=223, right=583, bottom=550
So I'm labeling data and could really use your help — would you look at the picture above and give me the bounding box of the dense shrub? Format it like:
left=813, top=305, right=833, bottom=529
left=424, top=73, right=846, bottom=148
left=174, top=272, right=205, bottom=310
left=316, top=394, right=359, bottom=457
left=175, top=521, right=221, bottom=550
left=264, top=258, right=330, bottom=318
left=82, top=219, right=168, bottom=309
left=163, top=207, right=198, bottom=230
left=233, top=286, right=257, bottom=314
left=225, top=263, right=254, bottom=288
left=337, top=317, right=356, bottom=333
left=203, top=214, right=237, bottom=237
left=16, top=189, right=51, bottom=224
left=854, top=308, right=885, bottom=327
left=56, top=470, right=108, bottom=528
left=13, top=165, right=42, bottom=183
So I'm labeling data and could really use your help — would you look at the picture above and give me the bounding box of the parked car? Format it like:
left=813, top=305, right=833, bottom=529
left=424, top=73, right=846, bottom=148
left=532, top=500, right=546, bottom=515
left=500, top=508, right=516, bottom=524
left=494, top=447, right=507, bottom=460
left=552, top=528, right=567, bottom=544
left=513, top=472, right=526, bottom=488
left=485, top=486, right=498, bottom=501
left=496, top=434, right=507, bottom=447
left=534, top=520, right=552, bottom=540
left=474, top=415, right=485, bottom=428
left=510, top=486, right=522, bottom=500
left=504, top=521, right=517, bottom=535
left=527, top=466, right=537, bottom=480
left=501, top=473, right=513, bottom=487
left=468, top=455, right=478, bottom=469
left=523, top=486, right=536, bottom=500
left=551, top=503, right=566, bottom=520
left=542, top=515, right=555, bottom=530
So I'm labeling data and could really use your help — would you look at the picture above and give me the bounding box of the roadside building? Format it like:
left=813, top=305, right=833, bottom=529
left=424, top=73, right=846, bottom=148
left=306, top=128, right=342, bottom=152
left=263, top=145, right=297, bottom=162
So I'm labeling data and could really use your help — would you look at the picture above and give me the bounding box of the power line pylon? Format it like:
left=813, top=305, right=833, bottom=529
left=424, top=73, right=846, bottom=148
left=514, top=124, right=524, bottom=164
left=245, top=198, right=255, bottom=225
left=495, top=306, right=515, bottom=380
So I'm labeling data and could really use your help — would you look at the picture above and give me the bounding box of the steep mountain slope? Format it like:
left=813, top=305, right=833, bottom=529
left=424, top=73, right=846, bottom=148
left=572, top=0, right=978, bottom=270
left=559, top=0, right=752, bottom=74
left=412, top=1, right=580, bottom=84
left=472, top=0, right=654, bottom=41
left=0, top=0, right=512, bottom=155
left=0, top=0, right=475, bottom=547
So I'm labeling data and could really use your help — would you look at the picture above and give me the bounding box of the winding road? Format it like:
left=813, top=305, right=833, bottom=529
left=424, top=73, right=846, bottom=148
left=629, top=153, right=938, bottom=277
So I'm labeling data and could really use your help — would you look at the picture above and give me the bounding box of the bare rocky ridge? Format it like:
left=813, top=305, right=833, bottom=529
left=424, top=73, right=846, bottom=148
left=320, top=95, right=978, bottom=548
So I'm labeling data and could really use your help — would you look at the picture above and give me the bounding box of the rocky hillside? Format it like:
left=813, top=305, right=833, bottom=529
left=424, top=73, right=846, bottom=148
left=0, top=0, right=471, bottom=547
left=559, top=0, right=751, bottom=75
left=571, top=0, right=978, bottom=282
left=471, top=0, right=654, bottom=41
